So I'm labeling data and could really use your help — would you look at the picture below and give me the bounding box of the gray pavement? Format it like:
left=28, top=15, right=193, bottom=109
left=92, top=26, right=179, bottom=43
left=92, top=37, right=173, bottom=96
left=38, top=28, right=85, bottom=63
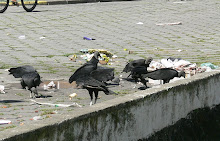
left=0, top=0, right=220, bottom=134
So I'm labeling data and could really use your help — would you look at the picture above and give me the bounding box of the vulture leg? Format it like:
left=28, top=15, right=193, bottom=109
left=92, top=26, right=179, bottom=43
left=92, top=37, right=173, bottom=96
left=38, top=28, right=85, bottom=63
left=94, top=90, right=99, bottom=105
left=33, top=87, right=39, bottom=98
left=29, top=88, right=35, bottom=99
left=140, top=75, right=148, bottom=87
left=88, top=89, right=94, bottom=106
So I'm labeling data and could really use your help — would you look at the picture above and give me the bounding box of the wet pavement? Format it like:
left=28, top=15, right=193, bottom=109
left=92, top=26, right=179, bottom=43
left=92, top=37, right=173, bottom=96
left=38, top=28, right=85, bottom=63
left=0, top=0, right=220, bottom=133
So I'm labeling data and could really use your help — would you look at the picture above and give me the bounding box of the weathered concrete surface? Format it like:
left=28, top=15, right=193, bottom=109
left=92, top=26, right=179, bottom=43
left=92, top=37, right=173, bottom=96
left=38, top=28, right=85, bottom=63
left=1, top=70, right=220, bottom=141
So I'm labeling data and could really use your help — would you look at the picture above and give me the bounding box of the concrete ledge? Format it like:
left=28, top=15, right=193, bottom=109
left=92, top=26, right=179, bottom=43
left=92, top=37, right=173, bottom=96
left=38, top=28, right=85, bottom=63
left=1, top=70, right=220, bottom=140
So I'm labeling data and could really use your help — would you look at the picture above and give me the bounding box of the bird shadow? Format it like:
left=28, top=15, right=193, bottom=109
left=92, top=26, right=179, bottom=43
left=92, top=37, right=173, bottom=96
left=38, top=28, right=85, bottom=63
left=0, top=100, right=24, bottom=103
left=138, top=86, right=149, bottom=90
left=36, top=94, right=53, bottom=98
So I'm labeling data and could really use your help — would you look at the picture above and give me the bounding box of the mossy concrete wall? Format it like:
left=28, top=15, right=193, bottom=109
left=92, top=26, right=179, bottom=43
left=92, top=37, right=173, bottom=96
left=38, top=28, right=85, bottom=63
left=1, top=70, right=220, bottom=141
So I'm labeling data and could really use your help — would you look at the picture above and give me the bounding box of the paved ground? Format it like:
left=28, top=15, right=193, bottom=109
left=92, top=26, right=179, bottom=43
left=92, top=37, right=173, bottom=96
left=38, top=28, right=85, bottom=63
left=0, top=0, right=220, bottom=134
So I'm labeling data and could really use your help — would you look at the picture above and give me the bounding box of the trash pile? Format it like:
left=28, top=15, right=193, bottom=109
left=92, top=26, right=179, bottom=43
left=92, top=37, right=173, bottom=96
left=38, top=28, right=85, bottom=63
left=149, top=57, right=219, bottom=78
left=79, top=49, right=117, bottom=65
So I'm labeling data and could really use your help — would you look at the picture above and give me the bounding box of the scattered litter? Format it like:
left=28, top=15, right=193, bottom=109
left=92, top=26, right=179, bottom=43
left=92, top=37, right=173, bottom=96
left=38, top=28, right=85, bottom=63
left=20, top=123, right=24, bottom=126
left=124, top=49, right=128, bottom=51
left=201, top=63, right=219, bottom=69
left=80, top=53, right=94, bottom=61
left=149, top=79, right=163, bottom=85
left=156, top=22, right=182, bottom=26
left=112, top=55, right=118, bottom=59
left=80, top=49, right=89, bottom=53
left=69, top=93, right=77, bottom=100
left=0, top=85, right=5, bottom=94
left=149, top=57, right=218, bottom=80
left=0, top=120, right=11, bottom=125
left=32, top=116, right=42, bottom=121
left=18, top=35, right=26, bottom=40
left=129, top=51, right=134, bottom=54
left=79, top=49, right=116, bottom=64
left=87, top=49, right=113, bottom=57
left=83, top=36, right=96, bottom=40
left=136, top=22, right=143, bottom=25
left=99, top=60, right=108, bottom=65
left=30, top=99, right=82, bottom=108
left=39, top=36, right=46, bottom=40
left=149, top=61, right=164, bottom=70
left=69, top=54, right=77, bottom=62
left=43, top=81, right=56, bottom=90
left=177, top=49, right=182, bottom=52
left=52, top=111, right=58, bottom=114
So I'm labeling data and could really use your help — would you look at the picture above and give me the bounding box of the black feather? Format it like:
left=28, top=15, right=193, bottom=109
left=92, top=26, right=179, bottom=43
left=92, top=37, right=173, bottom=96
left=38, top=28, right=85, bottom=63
left=143, top=68, right=185, bottom=84
left=8, top=65, right=36, bottom=78
left=21, top=72, right=42, bottom=98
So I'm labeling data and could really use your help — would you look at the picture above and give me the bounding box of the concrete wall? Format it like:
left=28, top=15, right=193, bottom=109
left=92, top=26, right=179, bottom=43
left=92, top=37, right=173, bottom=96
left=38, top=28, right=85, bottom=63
left=1, top=70, right=220, bottom=141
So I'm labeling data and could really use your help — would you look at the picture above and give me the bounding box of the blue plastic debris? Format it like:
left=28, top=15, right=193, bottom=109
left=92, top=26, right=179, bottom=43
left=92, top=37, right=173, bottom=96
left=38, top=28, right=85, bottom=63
left=201, top=63, right=219, bottom=69
left=83, top=37, right=96, bottom=40
left=80, top=49, right=89, bottom=53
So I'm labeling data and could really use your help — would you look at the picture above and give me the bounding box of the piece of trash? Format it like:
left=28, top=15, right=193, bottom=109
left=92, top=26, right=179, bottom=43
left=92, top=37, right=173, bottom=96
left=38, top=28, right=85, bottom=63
left=51, top=111, right=58, bottom=114
left=149, top=79, right=163, bottom=85
left=112, top=55, right=118, bottom=59
left=18, top=35, right=26, bottom=40
left=161, top=59, right=173, bottom=68
left=83, top=37, right=96, bottom=40
left=80, top=49, right=115, bottom=63
left=0, top=85, right=5, bottom=94
left=0, top=120, right=11, bottom=125
left=136, top=22, right=143, bottom=25
left=80, top=49, right=89, bottom=53
left=69, top=54, right=77, bottom=62
left=156, top=22, right=182, bottom=26
left=47, top=81, right=56, bottom=88
left=177, top=49, right=182, bottom=52
left=32, top=116, right=42, bottom=121
left=128, top=51, right=134, bottom=54
left=30, top=99, right=82, bottom=108
left=69, top=93, right=77, bottom=100
left=124, top=49, right=128, bottom=51
left=20, top=123, right=24, bottom=126
left=44, top=81, right=56, bottom=90
left=80, top=54, right=94, bottom=61
left=35, top=110, right=38, bottom=113
left=88, top=49, right=113, bottom=57
left=39, top=36, right=46, bottom=40
left=201, top=63, right=219, bottom=69
left=99, top=60, right=108, bottom=65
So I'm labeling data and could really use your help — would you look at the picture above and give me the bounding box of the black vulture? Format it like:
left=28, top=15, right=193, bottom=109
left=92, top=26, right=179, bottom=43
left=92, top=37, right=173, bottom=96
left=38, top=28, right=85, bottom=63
left=21, top=72, right=42, bottom=98
left=123, top=57, right=153, bottom=87
left=8, top=65, right=42, bottom=98
left=142, top=68, right=185, bottom=84
left=8, top=65, right=36, bottom=78
left=122, top=57, right=153, bottom=73
left=69, top=52, right=116, bottom=106
left=130, top=66, right=149, bottom=87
